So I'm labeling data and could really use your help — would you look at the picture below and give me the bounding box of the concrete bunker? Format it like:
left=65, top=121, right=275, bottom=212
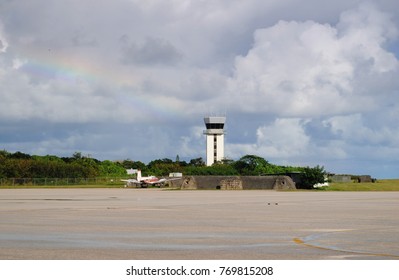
left=179, top=175, right=296, bottom=190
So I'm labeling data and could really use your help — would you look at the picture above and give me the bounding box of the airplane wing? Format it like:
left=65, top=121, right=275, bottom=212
left=144, top=177, right=181, bottom=185
left=121, top=179, right=140, bottom=187
left=166, top=177, right=182, bottom=182
left=121, top=179, right=139, bottom=183
left=158, top=177, right=182, bottom=182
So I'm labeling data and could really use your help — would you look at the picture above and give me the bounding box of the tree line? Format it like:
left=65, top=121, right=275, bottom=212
left=0, top=151, right=126, bottom=179
left=0, top=150, right=326, bottom=188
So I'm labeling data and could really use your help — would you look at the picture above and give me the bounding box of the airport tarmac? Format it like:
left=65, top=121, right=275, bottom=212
left=0, top=188, right=398, bottom=260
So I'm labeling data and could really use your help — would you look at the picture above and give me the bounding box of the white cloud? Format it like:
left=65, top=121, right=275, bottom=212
left=226, top=3, right=399, bottom=117
left=256, top=118, right=310, bottom=157
left=325, top=113, right=399, bottom=146
left=0, top=22, right=7, bottom=52
left=219, top=3, right=399, bottom=177
left=226, top=117, right=347, bottom=165
left=177, top=126, right=205, bottom=159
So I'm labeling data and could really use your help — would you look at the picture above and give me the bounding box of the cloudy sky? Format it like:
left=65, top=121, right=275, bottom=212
left=1, top=0, right=398, bottom=178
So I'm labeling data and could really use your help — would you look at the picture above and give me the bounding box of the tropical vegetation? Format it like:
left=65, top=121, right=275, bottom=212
left=0, top=150, right=326, bottom=188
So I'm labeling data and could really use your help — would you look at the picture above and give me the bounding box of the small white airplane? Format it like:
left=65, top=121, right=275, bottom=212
left=122, top=170, right=181, bottom=188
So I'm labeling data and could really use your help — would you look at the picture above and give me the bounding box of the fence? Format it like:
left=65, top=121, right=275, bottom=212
left=0, top=177, right=125, bottom=186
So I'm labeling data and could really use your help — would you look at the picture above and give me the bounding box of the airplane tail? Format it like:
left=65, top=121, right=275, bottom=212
left=137, top=170, right=142, bottom=181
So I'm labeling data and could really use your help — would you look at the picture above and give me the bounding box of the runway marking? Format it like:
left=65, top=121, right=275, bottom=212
left=0, top=198, right=83, bottom=201
left=72, top=207, right=174, bottom=211
left=293, top=237, right=399, bottom=259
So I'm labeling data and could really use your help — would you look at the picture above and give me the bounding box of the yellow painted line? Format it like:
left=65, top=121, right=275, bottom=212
left=293, top=237, right=399, bottom=259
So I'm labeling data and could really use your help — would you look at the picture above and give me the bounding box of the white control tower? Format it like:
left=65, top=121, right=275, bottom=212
left=204, top=116, right=226, bottom=166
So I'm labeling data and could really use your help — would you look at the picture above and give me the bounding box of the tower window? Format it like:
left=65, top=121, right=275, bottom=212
left=206, top=123, right=224, bottom=129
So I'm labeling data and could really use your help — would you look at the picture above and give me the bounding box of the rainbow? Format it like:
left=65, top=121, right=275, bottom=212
left=19, top=48, right=184, bottom=122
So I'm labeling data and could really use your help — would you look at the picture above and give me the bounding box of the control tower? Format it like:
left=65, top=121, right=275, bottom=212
left=203, top=116, right=226, bottom=166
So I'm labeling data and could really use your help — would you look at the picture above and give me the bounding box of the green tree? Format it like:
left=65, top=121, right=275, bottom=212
left=148, top=158, right=181, bottom=176
left=99, top=160, right=127, bottom=177
left=297, top=165, right=326, bottom=189
left=188, top=157, right=205, bottom=167
left=72, top=152, right=82, bottom=160
left=121, top=160, right=146, bottom=171
left=9, top=151, right=31, bottom=159
left=233, top=155, right=269, bottom=175
left=0, top=150, right=10, bottom=158
left=32, top=154, right=63, bottom=163
left=209, top=162, right=238, bottom=175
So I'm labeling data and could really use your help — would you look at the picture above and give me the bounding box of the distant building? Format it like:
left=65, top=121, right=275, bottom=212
left=169, top=172, right=183, bottom=178
left=126, top=169, right=138, bottom=175
left=330, top=174, right=352, bottom=183
left=203, top=116, right=226, bottom=166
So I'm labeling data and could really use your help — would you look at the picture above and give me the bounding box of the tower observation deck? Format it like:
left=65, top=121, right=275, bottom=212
left=203, top=116, right=226, bottom=166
